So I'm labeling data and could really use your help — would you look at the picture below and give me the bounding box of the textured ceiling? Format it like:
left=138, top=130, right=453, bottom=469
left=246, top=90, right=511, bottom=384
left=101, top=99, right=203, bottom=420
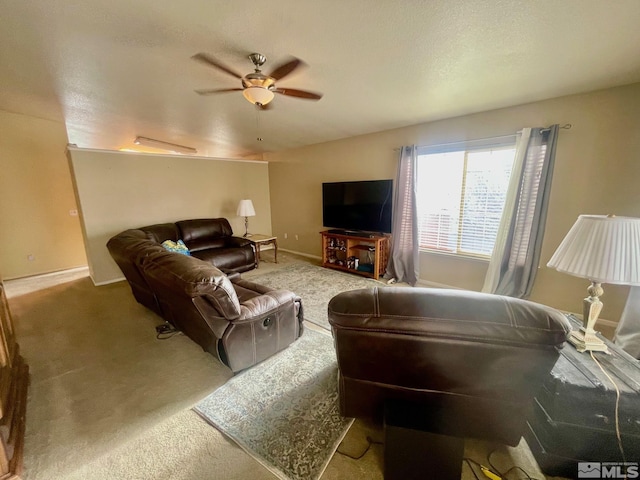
left=2, top=0, right=640, bottom=158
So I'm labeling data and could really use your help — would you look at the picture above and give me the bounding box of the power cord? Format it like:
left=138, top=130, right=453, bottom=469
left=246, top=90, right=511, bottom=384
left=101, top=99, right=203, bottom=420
left=463, top=457, right=494, bottom=480
left=486, top=448, right=539, bottom=479
left=336, top=435, right=383, bottom=460
left=338, top=437, right=538, bottom=480
left=590, top=351, right=627, bottom=473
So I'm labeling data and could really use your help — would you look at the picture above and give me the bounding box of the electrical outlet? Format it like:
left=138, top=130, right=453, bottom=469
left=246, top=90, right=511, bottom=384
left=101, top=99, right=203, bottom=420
left=69, top=209, right=78, bottom=216
left=284, top=233, right=288, bottom=239
left=295, top=234, right=299, bottom=240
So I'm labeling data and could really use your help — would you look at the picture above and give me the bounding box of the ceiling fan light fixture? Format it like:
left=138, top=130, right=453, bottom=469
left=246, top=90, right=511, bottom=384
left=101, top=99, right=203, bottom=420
left=243, top=86, right=274, bottom=106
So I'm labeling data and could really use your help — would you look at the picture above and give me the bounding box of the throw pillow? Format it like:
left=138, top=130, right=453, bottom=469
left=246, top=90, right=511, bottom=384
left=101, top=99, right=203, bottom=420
left=161, top=239, right=191, bottom=256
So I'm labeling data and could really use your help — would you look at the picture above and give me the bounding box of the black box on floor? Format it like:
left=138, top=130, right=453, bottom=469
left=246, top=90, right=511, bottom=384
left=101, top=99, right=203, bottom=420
left=525, top=315, right=640, bottom=478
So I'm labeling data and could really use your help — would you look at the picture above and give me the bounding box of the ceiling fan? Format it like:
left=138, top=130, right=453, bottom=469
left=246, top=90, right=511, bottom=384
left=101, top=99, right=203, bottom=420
left=192, top=52, right=323, bottom=109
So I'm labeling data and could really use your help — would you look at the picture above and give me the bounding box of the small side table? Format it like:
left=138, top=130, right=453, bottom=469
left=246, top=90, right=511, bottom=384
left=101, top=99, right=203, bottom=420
left=247, top=234, right=278, bottom=267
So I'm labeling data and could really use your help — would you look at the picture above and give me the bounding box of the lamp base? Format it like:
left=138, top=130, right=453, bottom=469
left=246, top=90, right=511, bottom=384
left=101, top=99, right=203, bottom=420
left=568, top=283, right=609, bottom=353
left=568, top=328, right=609, bottom=353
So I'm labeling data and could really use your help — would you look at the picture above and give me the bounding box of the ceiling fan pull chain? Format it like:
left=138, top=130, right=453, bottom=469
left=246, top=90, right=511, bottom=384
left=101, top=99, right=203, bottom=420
left=255, top=108, right=263, bottom=143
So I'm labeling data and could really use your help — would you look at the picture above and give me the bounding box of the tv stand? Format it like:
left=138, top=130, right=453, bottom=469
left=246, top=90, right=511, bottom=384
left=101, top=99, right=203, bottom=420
left=321, top=230, right=391, bottom=280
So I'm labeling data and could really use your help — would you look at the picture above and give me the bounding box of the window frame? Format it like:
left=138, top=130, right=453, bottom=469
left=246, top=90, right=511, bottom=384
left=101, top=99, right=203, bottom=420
left=416, top=137, right=517, bottom=260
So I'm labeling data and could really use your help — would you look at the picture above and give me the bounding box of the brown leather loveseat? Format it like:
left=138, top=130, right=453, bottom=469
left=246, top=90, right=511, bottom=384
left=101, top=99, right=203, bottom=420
left=328, top=287, right=570, bottom=479
left=139, top=218, right=255, bottom=273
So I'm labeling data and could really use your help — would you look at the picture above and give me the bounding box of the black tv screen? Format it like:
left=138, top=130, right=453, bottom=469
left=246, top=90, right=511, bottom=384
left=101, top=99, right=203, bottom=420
left=322, top=180, right=393, bottom=234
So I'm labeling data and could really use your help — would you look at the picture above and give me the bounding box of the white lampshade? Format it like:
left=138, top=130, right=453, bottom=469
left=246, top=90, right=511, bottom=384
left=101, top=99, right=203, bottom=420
left=547, top=215, right=640, bottom=285
left=242, top=87, right=274, bottom=106
left=237, top=199, right=256, bottom=217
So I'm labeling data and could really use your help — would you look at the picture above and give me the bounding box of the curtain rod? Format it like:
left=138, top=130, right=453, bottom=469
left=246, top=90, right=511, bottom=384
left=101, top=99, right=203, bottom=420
left=394, top=124, right=572, bottom=151
left=539, top=123, right=572, bottom=133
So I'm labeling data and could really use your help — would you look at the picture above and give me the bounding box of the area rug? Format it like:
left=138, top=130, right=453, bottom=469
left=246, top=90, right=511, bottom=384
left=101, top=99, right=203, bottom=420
left=193, top=328, right=353, bottom=480
left=247, top=262, right=383, bottom=330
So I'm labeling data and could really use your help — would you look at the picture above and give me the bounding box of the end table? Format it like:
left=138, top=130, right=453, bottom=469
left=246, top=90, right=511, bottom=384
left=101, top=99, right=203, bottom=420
left=247, top=234, right=278, bottom=267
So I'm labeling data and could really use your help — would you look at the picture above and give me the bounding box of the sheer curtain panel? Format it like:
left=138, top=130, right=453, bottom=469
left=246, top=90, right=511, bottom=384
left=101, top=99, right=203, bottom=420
left=482, top=125, right=559, bottom=298
left=614, top=286, right=640, bottom=359
left=385, top=146, right=419, bottom=286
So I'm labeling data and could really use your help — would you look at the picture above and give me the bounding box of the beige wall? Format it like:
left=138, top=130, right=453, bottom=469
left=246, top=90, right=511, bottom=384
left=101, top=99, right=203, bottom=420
left=266, top=82, right=640, bottom=324
left=0, top=110, right=86, bottom=279
left=68, top=148, right=271, bottom=285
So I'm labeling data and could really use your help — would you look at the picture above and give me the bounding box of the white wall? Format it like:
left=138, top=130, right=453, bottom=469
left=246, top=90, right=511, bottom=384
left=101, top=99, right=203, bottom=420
left=68, top=148, right=271, bottom=285
left=0, top=110, right=86, bottom=279
left=267, top=82, right=640, bottom=324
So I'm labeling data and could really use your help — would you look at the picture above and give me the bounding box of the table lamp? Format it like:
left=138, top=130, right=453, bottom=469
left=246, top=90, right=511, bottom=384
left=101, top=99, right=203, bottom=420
left=237, top=199, right=256, bottom=237
left=547, top=215, right=640, bottom=353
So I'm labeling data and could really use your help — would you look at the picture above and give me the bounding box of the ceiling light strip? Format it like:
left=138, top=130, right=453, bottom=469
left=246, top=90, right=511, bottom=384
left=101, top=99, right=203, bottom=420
left=133, top=136, right=197, bottom=154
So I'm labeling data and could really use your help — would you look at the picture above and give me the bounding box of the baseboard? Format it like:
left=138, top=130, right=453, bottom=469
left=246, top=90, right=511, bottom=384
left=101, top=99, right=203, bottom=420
left=279, top=248, right=322, bottom=261
left=4, top=266, right=90, bottom=298
left=4, top=265, right=89, bottom=282
left=563, top=312, right=616, bottom=328
left=92, top=276, right=126, bottom=287
left=416, top=279, right=462, bottom=290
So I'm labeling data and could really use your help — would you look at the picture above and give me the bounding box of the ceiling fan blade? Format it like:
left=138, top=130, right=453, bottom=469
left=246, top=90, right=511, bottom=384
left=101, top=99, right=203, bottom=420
left=268, top=58, right=304, bottom=81
left=273, top=88, right=323, bottom=100
left=195, top=88, right=243, bottom=96
left=192, top=53, right=243, bottom=79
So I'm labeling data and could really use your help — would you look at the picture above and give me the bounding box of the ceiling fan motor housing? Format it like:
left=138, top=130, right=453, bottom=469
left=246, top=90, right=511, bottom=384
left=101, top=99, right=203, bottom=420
left=242, top=72, right=275, bottom=90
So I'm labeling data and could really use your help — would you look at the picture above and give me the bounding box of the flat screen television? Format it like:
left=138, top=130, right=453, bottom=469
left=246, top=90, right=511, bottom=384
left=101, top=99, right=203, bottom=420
left=322, top=179, right=393, bottom=234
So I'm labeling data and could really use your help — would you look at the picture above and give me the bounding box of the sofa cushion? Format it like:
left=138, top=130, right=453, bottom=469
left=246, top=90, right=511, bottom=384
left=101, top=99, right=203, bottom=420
left=185, top=237, right=227, bottom=253
left=140, top=223, right=179, bottom=243
left=177, top=218, right=233, bottom=244
left=141, top=249, right=241, bottom=319
left=191, top=247, right=254, bottom=271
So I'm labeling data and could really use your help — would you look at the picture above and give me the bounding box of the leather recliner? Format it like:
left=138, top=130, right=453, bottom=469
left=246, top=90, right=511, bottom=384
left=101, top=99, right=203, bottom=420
left=141, top=248, right=303, bottom=372
left=328, top=287, right=571, bottom=479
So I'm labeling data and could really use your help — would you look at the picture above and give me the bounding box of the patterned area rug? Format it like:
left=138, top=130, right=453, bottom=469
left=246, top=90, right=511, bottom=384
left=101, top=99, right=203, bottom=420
left=248, top=262, right=383, bottom=330
left=193, top=328, right=353, bottom=480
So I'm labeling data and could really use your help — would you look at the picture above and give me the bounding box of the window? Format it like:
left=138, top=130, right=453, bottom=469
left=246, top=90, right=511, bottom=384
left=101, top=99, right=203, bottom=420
left=416, top=141, right=516, bottom=258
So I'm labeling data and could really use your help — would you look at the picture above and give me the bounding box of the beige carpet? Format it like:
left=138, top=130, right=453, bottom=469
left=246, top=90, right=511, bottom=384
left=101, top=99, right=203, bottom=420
left=7, top=253, right=569, bottom=480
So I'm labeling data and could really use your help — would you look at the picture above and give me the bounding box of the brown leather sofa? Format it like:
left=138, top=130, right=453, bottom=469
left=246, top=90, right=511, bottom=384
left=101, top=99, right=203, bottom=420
left=107, top=219, right=303, bottom=372
left=107, top=218, right=255, bottom=314
left=139, top=218, right=255, bottom=273
left=328, top=287, right=571, bottom=479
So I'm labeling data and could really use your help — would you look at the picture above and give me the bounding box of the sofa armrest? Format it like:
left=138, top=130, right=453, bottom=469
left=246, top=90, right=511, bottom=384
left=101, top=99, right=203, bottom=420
left=225, top=236, right=252, bottom=248
left=231, top=277, right=274, bottom=295
left=222, top=270, right=241, bottom=282
left=236, top=289, right=299, bottom=323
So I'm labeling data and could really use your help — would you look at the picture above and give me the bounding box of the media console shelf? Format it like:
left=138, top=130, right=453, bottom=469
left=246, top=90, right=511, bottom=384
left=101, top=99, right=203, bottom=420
left=321, top=230, right=391, bottom=280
